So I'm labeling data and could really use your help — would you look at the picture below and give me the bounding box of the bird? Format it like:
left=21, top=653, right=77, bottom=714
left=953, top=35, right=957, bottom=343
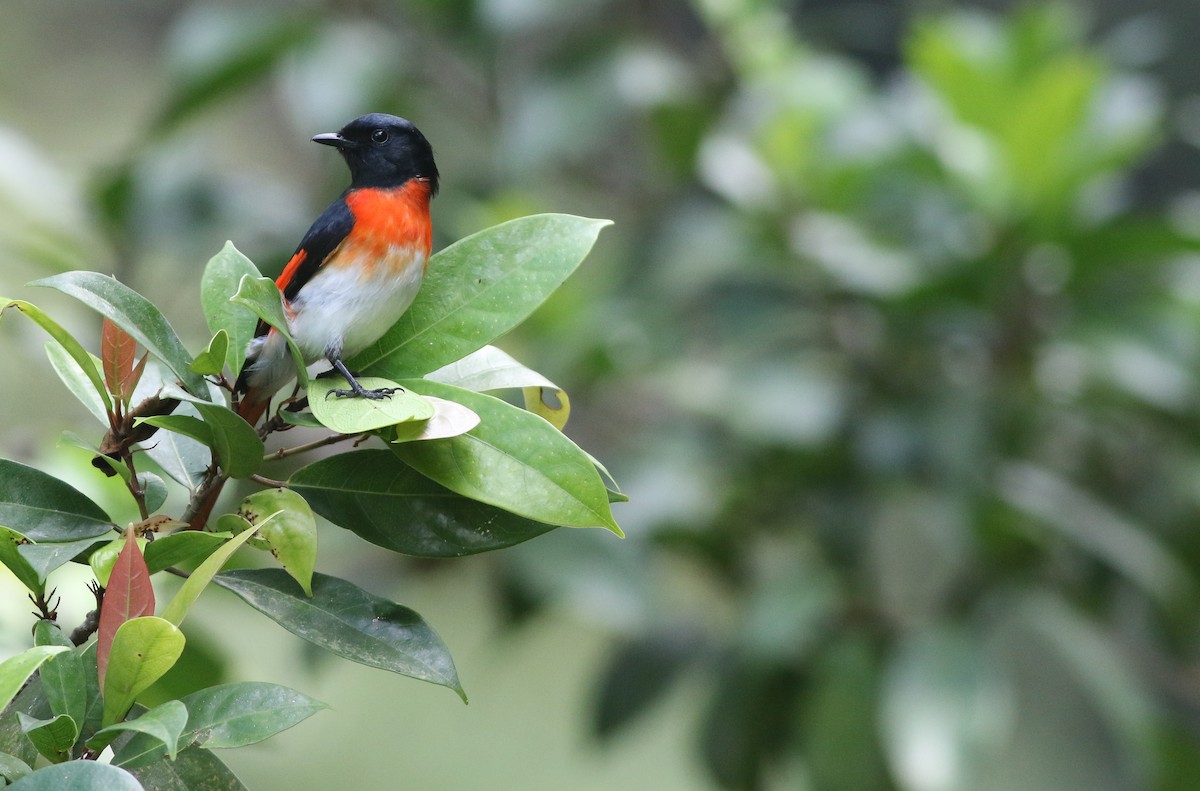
left=236, top=112, right=439, bottom=427
left=186, top=112, right=438, bottom=529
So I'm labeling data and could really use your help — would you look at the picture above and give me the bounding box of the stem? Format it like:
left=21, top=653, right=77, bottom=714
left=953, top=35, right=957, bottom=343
left=250, top=473, right=288, bottom=488
left=182, top=467, right=228, bottom=530
left=266, top=431, right=360, bottom=461
left=123, top=452, right=151, bottom=521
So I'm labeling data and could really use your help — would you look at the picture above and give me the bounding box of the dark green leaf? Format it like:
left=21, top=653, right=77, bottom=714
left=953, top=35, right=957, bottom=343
left=0, top=679, right=46, bottom=766
left=17, top=713, right=77, bottom=764
left=593, top=629, right=706, bottom=740
left=39, top=649, right=87, bottom=743
left=144, top=406, right=211, bottom=491
left=143, top=532, right=231, bottom=575
left=33, top=621, right=72, bottom=649
left=0, top=752, right=32, bottom=783
left=0, top=528, right=43, bottom=595
left=0, top=648, right=69, bottom=718
left=135, top=473, right=168, bottom=514
left=31, top=271, right=209, bottom=398
left=158, top=528, right=261, bottom=627
left=200, top=243, right=260, bottom=376
left=290, top=449, right=556, bottom=557
left=7, top=761, right=143, bottom=790
left=21, top=536, right=112, bottom=585
left=88, top=701, right=187, bottom=759
left=0, top=459, right=113, bottom=542
left=352, top=214, right=612, bottom=377
left=192, top=403, right=263, bottom=479
left=393, top=381, right=621, bottom=533
left=214, top=568, right=465, bottom=700
left=128, top=746, right=247, bottom=791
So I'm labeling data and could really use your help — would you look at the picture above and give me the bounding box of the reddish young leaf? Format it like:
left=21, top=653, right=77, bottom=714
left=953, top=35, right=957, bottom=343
left=101, top=317, right=138, bottom=401
left=97, top=528, right=156, bottom=688
left=124, top=352, right=149, bottom=403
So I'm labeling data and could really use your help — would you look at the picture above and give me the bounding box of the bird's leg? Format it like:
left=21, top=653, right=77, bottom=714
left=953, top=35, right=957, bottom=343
left=325, top=358, right=399, bottom=400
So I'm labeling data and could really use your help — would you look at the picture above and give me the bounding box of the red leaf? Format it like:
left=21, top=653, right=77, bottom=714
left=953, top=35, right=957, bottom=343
left=101, top=317, right=137, bottom=401
left=96, top=528, right=155, bottom=688
left=124, top=352, right=149, bottom=403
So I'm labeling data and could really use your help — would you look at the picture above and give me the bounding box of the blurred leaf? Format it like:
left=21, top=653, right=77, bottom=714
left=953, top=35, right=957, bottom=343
left=353, top=214, right=612, bottom=377
left=0, top=460, right=117, bottom=542
left=7, top=761, right=142, bottom=790
left=290, top=449, right=556, bottom=557
left=102, top=617, right=186, bottom=728
left=1, top=298, right=113, bottom=415
left=394, top=380, right=621, bottom=533
left=214, top=568, right=465, bottom=701
left=308, top=376, right=433, bottom=433
left=0, top=647, right=68, bottom=716
left=200, top=242, right=261, bottom=376
left=31, top=272, right=209, bottom=398
left=0, top=752, right=32, bottom=784
left=592, top=628, right=706, bottom=739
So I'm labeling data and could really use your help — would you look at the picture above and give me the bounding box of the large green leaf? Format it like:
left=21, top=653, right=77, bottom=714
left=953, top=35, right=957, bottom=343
left=393, top=381, right=621, bottom=533
left=290, top=449, right=556, bottom=557
left=0, top=752, right=32, bottom=784
left=143, top=531, right=231, bottom=575
left=214, top=568, right=465, bottom=700
left=44, top=342, right=109, bottom=425
left=308, top=376, right=433, bottom=434
left=7, top=761, right=143, bottom=790
left=191, top=403, right=263, bottom=479
left=102, top=618, right=186, bottom=728
left=426, top=344, right=570, bottom=429
left=0, top=647, right=69, bottom=715
left=114, top=682, right=325, bottom=769
left=352, top=214, right=611, bottom=377
left=200, top=242, right=260, bottom=376
left=159, top=527, right=262, bottom=627
left=88, top=701, right=187, bottom=759
left=143, top=404, right=211, bottom=492
left=0, top=459, right=112, bottom=542
left=21, top=536, right=113, bottom=585
left=230, top=489, right=316, bottom=596
left=128, top=746, right=247, bottom=791
left=31, top=271, right=208, bottom=398
left=230, top=275, right=308, bottom=388
left=1, top=298, right=112, bottom=415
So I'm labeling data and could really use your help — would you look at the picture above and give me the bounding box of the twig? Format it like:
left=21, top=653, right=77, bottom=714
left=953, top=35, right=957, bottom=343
left=250, top=473, right=288, bottom=488
left=266, top=431, right=360, bottom=462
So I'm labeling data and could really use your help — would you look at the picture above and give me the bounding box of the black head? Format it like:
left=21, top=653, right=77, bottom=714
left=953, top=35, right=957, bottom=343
left=312, top=113, right=439, bottom=195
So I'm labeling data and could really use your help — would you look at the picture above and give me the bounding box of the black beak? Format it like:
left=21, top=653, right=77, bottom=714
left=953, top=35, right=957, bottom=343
left=312, top=132, right=351, bottom=148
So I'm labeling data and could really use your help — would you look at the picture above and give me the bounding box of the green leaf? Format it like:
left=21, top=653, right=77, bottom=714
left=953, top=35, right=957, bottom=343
left=39, top=649, right=86, bottom=744
left=159, top=527, right=262, bottom=627
left=190, top=403, right=263, bottom=479
left=114, top=683, right=325, bottom=769
left=33, top=621, right=73, bottom=649
left=1, top=298, right=113, bottom=415
left=290, top=449, right=555, bottom=557
left=0, top=647, right=69, bottom=715
left=201, top=243, right=261, bottom=377
left=102, top=617, right=186, bottom=728
left=0, top=459, right=113, bottom=542
left=144, top=405, right=212, bottom=492
left=89, top=536, right=146, bottom=588
left=307, top=376, right=434, bottom=434
left=128, top=746, right=247, bottom=790
left=17, top=713, right=77, bottom=764
left=188, top=330, right=229, bottom=377
left=45, top=342, right=108, bottom=425
left=88, top=701, right=187, bottom=759
left=8, top=761, right=143, bottom=790
left=232, top=489, right=316, bottom=596
left=0, top=752, right=32, bottom=784
left=31, top=272, right=209, bottom=398
left=388, top=396, right=480, bottom=443
left=426, top=344, right=570, bottom=429
left=352, top=214, right=612, bottom=377
left=21, top=536, right=112, bottom=586
left=134, top=415, right=213, bottom=448
left=0, top=528, right=43, bottom=595
left=393, top=381, right=621, bottom=533
left=215, top=569, right=465, bottom=700
left=230, top=275, right=308, bottom=388
left=135, top=473, right=168, bottom=514
left=143, top=532, right=231, bottom=575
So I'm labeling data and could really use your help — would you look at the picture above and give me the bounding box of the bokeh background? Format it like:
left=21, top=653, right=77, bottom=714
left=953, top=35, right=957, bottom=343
left=5, top=0, right=1200, bottom=789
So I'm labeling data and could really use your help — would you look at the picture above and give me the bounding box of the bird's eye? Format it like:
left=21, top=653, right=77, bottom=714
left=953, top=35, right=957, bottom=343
left=370, top=129, right=390, bottom=144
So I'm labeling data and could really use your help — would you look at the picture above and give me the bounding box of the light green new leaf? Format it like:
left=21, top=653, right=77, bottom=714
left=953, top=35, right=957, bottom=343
left=201, top=242, right=261, bottom=376
left=188, top=330, right=229, bottom=377
left=426, top=344, right=570, bottom=429
left=0, top=647, right=69, bottom=715
left=1, top=298, right=113, bottom=415
left=352, top=214, right=611, bottom=377
left=159, top=526, right=263, bottom=627
left=102, top=617, right=186, bottom=728
left=0, top=528, right=42, bottom=595
left=230, top=275, right=308, bottom=387
left=45, top=342, right=109, bottom=425
left=143, top=531, right=232, bottom=576
left=394, top=380, right=621, bottom=534
left=31, top=272, right=209, bottom=398
left=229, top=489, right=316, bottom=596
left=7, top=761, right=142, bottom=790
left=88, top=700, right=187, bottom=759
left=308, top=377, right=434, bottom=434
left=17, top=713, right=77, bottom=764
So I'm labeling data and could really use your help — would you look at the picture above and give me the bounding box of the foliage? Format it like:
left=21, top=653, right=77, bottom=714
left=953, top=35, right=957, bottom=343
left=0, top=209, right=617, bottom=788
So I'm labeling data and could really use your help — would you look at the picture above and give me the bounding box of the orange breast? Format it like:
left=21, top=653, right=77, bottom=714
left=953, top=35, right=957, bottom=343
left=341, top=180, right=433, bottom=277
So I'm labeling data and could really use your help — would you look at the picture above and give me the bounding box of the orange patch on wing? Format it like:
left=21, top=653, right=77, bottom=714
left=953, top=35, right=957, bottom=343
left=340, top=180, right=434, bottom=278
left=275, top=249, right=308, bottom=292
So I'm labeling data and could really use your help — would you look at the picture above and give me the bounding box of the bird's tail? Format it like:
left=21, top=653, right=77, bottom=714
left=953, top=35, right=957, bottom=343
left=185, top=388, right=271, bottom=530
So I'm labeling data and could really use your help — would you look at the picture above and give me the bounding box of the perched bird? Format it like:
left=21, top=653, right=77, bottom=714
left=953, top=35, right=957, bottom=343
left=237, top=112, right=439, bottom=427
left=185, top=113, right=438, bottom=529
